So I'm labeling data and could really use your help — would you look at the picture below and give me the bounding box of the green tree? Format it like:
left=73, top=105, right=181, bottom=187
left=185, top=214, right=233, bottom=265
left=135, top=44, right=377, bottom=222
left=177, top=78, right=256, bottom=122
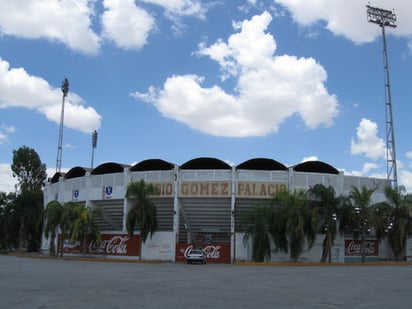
left=11, top=146, right=47, bottom=252
left=272, top=189, right=317, bottom=262
left=339, top=186, right=381, bottom=263
left=0, top=192, right=18, bottom=251
left=43, top=201, right=64, bottom=256
left=70, top=205, right=101, bottom=256
left=378, top=186, right=412, bottom=261
left=310, top=184, right=340, bottom=263
left=126, top=180, right=158, bottom=258
left=242, top=205, right=272, bottom=262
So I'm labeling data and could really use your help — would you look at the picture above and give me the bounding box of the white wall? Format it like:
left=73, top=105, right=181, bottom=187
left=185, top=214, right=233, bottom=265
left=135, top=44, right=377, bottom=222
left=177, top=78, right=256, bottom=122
left=141, top=232, right=175, bottom=261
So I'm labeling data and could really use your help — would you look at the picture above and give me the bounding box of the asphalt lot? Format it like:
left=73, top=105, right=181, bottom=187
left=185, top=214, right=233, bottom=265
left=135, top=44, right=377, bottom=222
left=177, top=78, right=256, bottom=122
left=0, top=255, right=411, bottom=308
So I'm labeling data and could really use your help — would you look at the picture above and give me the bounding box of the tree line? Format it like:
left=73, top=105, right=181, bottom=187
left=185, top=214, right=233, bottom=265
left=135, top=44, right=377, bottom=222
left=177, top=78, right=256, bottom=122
left=2, top=146, right=412, bottom=263
left=0, top=145, right=157, bottom=256
left=242, top=184, right=412, bottom=262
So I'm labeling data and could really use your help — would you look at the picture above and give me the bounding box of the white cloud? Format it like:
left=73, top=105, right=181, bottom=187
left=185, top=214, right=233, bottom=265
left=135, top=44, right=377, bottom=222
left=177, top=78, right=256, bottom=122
left=0, top=163, right=17, bottom=193
left=0, top=0, right=100, bottom=55
left=101, top=0, right=156, bottom=50
left=0, top=58, right=101, bottom=134
left=274, top=0, right=412, bottom=46
left=0, top=124, right=15, bottom=145
left=400, top=170, right=412, bottom=193
left=142, top=0, right=208, bottom=19
left=301, top=156, right=318, bottom=162
left=133, top=12, right=338, bottom=137
left=351, top=118, right=385, bottom=160
left=0, top=164, right=67, bottom=194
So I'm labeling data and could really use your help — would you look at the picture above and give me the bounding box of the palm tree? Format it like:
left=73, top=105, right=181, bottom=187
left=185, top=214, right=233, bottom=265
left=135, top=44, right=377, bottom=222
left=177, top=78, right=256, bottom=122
left=379, top=186, right=412, bottom=261
left=272, top=189, right=317, bottom=262
left=126, top=180, right=158, bottom=258
left=310, top=184, right=340, bottom=263
left=242, top=205, right=273, bottom=262
left=58, top=202, right=82, bottom=257
left=43, top=201, right=64, bottom=256
left=339, top=186, right=380, bottom=263
left=70, top=205, right=101, bottom=256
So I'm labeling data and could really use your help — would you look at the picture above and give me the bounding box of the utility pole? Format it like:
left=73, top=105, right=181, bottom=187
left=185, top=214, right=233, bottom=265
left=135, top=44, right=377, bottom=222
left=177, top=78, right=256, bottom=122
left=56, top=78, right=69, bottom=173
left=366, top=5, right=398, bottom=188
left=91, top=130, right=98, bottom=168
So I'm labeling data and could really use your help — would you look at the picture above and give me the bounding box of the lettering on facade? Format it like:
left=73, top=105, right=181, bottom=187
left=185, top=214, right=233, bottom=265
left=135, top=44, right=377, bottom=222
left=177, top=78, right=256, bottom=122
left=183, top=244, right=222, bottom=259
left=179, top=182, right=230, bottom=197
left=345, top=240, right=379, bottom=256
left=63, top=234, right=140, bottom=256
left=149, top=182, right=174, bottom=198
left=237, top=182, right=287, bottom=198
left=89, top=235, right=129, bottom=255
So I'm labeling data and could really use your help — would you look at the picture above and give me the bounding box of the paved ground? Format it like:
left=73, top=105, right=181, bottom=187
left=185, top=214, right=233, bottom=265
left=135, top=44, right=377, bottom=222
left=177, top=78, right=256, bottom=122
left=0, top=254, right=411, bottom=308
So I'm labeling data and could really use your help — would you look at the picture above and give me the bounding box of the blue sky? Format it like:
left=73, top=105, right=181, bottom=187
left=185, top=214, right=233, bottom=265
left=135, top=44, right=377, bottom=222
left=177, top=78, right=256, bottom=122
left=1, top=0, right=412, bottom=193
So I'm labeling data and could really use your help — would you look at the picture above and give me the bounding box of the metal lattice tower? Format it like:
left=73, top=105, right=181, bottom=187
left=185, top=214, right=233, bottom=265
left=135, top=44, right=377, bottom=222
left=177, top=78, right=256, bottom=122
left=366, top=5, right=398, bottom=188
left=91, top=130, right=98, bottom=168
left=56, top=78, right=69, bottom=173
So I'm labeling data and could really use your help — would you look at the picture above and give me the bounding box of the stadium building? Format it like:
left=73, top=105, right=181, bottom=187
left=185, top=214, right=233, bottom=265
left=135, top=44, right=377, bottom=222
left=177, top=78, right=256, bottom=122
left=42, top=157, right=393, bottom=263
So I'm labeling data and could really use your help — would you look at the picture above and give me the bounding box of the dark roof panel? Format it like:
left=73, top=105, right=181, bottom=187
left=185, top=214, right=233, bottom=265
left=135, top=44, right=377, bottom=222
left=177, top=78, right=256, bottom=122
left=130, top=159, right=175, bottom=171
left=65, top=166, right=90, bottom=179
left=92, top=162, right=129, bottom=175
left=180, top=157, right=231, bottom=170
left=50, top=172, right=65, bottom=183
left=293, top=161, right=339, bottom=175
left=237, top=158, right=287, bottom=170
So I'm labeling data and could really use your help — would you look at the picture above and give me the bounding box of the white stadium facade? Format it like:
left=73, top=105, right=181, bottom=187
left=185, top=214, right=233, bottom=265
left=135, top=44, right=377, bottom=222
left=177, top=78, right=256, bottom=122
left=43, top=157, right=396, bottom=263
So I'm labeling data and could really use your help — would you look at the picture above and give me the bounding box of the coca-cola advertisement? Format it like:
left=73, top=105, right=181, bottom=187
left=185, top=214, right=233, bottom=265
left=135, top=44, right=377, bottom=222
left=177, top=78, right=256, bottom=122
left=176, top=243, right=230, bottom=263
left=345, top=239, right=379, bottom=256
left=62, top=234, right=140, bottom=256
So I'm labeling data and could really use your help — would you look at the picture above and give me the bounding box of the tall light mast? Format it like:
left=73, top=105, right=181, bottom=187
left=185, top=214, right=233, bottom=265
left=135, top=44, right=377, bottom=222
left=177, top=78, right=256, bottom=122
left=56, top=78, right=69, bottom=173
left=91, top=130, right=98, bottom=168
left=366, top=5, right=398, bottom=188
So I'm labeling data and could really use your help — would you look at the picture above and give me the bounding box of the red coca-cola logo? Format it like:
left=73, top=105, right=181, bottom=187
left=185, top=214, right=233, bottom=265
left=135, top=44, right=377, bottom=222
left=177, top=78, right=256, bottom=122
left=89, top=235, right=129, bottom=255
left=345, top=240, right=378, bottom=256
left=183, top=245, right=222, bottom=259
left=203, top=245, right=221, bottom=259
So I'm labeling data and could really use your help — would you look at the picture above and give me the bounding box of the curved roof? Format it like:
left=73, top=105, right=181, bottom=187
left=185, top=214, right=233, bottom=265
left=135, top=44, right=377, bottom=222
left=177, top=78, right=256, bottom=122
left=180, top=157, right=231, bottom=170
left=50, top=172, right=65, bottom=183
left=65, top=166, right=90, bottom=179
left=293, top=161, right=339, bottom=175
left=237, top=158, right=288, bottom=171
left=91, top=162, right=129, bottom=175
left=130, top=159, right=175, bottom=171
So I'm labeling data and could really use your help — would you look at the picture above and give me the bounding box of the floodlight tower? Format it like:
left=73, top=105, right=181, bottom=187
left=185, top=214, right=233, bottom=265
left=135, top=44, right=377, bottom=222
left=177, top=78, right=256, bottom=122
left=91, top=130, right=98, bottom=168
left=366, top=5, right=398, bottom=188
left=56, top=78, right=69, bottom=173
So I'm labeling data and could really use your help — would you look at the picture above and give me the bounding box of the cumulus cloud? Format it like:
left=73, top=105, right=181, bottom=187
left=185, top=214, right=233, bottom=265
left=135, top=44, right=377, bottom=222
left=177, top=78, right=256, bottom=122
left=0, top=163, right=17, bottom=193
left=400, top=170, right=412, bottom=192
left=0, top=58, right=101, bottom=134
left=142, top=0, right=209, bottom=19
left=301, top=156, right=319, bottom=163
left=132, top=12, right=338, bottom=137
left=0, top=124, right=15, bottom=145
left=101, top=0, right=156, bottom=50
left=274, top=0, right=412, bottom=45
left=351, top=118, right=385, bottom=160
left=0, top=0, right=99, bottom=55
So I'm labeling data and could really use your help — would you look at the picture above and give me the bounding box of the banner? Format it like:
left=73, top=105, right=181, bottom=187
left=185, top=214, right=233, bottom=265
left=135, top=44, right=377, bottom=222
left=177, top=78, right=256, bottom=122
left=62, top=233, right=140, bottom=256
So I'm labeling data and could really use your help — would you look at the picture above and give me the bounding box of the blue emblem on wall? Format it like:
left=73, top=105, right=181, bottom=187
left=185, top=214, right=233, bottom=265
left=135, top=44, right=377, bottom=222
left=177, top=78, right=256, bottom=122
left=73, top=189, right=79, bottom=200
left=104, top=185, right=113, bottom=198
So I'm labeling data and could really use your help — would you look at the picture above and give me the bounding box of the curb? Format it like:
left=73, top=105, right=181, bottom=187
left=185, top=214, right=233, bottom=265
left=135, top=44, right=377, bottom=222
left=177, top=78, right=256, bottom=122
left=6, top=253, right=412, bottom=266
